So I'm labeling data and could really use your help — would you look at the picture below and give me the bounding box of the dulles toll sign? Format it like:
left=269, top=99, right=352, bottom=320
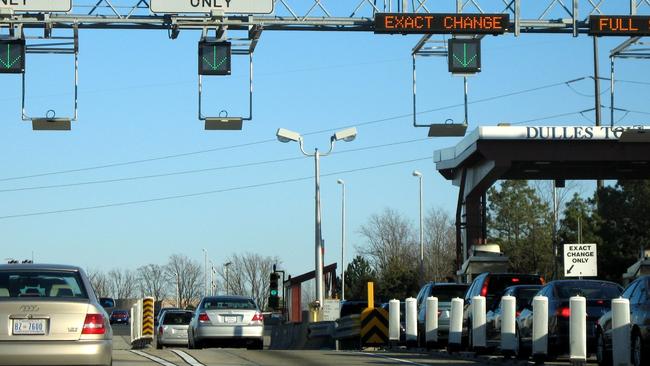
left=374, top=13, right=509, bottom=34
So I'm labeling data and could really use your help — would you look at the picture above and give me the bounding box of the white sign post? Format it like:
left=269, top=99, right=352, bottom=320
left=0, top=0, right=71, bottom=12
left=150, top=0, right=273, bottom=14
left=563, top=244, right=597, bottom=277
left=321, top=299, right=340, bottom=321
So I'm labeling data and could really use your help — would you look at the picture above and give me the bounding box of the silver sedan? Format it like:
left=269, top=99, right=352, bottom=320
left=188, top=295, right=264, bottom=350
left=0, top=263, right=113, bottom=365
left=156, top=310, right=193, bottom=349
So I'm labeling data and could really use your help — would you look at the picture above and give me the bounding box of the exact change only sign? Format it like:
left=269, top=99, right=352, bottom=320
left=0, top=0, right=71, bottom=12
left=150, top=0, right=273, bottom=14
left=564, top=244, right=597, bottom=277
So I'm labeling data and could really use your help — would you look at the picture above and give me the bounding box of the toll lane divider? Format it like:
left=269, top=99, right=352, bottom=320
left=169, top=349, right=206, bottom=366
left=360, top=307, right=389, bottom=347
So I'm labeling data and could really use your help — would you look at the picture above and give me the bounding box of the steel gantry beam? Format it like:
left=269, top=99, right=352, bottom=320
left=0, top=0, right=648, bottom=34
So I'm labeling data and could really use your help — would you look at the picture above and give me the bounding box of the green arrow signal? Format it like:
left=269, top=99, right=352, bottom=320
left=0, top=44, right=22, bottom=69
left=202, top=46, right=228, bottom=71
left=452, top=44, right=477, bottom=68
left=270, top=289, right=278, bottom=296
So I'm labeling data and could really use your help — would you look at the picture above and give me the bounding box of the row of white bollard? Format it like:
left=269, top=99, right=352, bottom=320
left=387, top=294, right=632, bottom=365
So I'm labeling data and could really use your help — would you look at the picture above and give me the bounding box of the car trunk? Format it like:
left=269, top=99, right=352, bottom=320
left=163, top=325, right=188, bottom=339
left=0, top=300, right=90, bottom=341
left=204, top=309, right=256, bottom=326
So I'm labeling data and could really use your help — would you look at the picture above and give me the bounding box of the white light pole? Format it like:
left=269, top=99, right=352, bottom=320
left=202, top=248, right=208, bottom=297
left=224, top=261, right=232, bottom=295
left=413, top=170, right=424, bottom=282
left=337, top=178, right=346, bottom=301
left=209, top=259, right=216, bottom=296
left=277, top=127, right=357, bottom=313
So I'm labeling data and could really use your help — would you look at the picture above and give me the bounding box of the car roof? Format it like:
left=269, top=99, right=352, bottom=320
left=203, top=295, right=255, bottom=301
left=427, top=282, right=469, bottom=287
left=0, top=263, right=82, bottom=272
left=504, top=284, right=542, bottom=291
left=547, top=279, right=620, bottom=286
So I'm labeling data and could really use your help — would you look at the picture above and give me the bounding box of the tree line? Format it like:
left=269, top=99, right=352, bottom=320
left=88, top=252, right=280, bottom=310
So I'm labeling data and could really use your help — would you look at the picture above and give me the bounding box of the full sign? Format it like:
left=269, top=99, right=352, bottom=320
left=589, top=15, right=650, bottom=36
left=0, top=0, right=71, bottom=12
left=374, top=13, right=509, bottom=34
left=563, top=244, right=597, bottom=277
left=150, top=0, right=273, bottom=14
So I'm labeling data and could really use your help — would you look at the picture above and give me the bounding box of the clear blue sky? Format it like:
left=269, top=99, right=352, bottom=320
left=0, top=2, right=648, bottom=279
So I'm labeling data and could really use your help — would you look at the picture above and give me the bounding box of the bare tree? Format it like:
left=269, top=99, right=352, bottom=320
left=137, top=264, right=168, bottom=301
left=357, top=207, right=418, bottom=273
left=165, top=254, right=202, bottom=309
left=424, top=208, right=456, bottom=282
left=217, top=253, right=280, bottom=310
left=87, top=269, right=110, bottom=298
left=107, top=269, right=137, bottom=299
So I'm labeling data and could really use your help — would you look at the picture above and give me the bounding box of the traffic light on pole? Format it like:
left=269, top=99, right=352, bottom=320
left=268, top=272, right=280, bottom=310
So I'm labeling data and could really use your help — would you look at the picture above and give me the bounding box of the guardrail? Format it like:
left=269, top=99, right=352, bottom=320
left=334, top=314, right=361, bottom=350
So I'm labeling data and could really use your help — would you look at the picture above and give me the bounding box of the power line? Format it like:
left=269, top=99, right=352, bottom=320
left=0, top=138, right=430, bottom=193
left=0, top=157, right=430, bottom=220
left=0, top=77, right=582, bottom=182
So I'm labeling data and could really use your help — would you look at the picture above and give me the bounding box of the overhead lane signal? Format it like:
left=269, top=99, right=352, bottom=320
left=374, top=13, right=509, bottom=35
left=589, top=15, right=650, bottom=36
left=198, top=40, right=231, bottom=76
left=0, top=39, right=25, bottom=74
left=448, top=38, right=481, bottom=74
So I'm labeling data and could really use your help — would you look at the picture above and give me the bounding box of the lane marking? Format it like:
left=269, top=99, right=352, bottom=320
left=130, top=350, right=180, bottom=366
left=169, top=349, right=207, bottom=366
left=360, top=352, right=430, bottom=366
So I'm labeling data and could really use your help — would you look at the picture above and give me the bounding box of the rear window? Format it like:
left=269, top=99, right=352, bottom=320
left=485, top=275, right=543, bottom=309
left=556, top=282, right=621, bottom=300
left=163, top=312, right=193, bottom=325
left=0, top=271, right=88, bottom=299
left=430, top=285, right=468, bottom=302
left=112, top=310, right=128, bottom=315
left=202, top=298, right=257, bottom=310
left=515, top=288, right=540, bottom=310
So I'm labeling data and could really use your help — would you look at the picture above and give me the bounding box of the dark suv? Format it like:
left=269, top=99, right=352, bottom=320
left=463, top=272, right=545, bottom=348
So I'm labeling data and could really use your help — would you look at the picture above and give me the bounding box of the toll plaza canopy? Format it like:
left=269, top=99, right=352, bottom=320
left=434, top=125, right=650, bottom=278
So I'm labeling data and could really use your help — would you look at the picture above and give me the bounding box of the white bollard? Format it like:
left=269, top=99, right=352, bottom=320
left=570, top=296, right=587, bottom=363
left=532, top=295, right=549, bottom=357
left=425, top=296, right=439, bottom=344
left=448, top=297, right=464, bottom=352
left=471, top=295, right=487, bottom=351
left=405, top=297, right=418, bottom=346
left=611, top=298, right=631, bottom=366
left=501, top=295, right=517, bottom=354
left=389, top=299, right=401, bottom=342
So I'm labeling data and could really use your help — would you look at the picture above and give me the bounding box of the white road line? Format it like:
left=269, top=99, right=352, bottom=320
left=169, top=349, right=206, bottom=366
left=360, top=352, right=430, bottom=366
left=130, top=350, right=180, bottom=366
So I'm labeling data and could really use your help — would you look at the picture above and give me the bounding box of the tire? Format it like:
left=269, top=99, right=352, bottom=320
left=188, top=331, right=196, bottom=350
left=515, top=327, right=530, bottom=360
left=596, top=331, right=612, bottom=366
left=156, top=340, right=163, bottom=350
left=632, top=331, right=644, bottom=366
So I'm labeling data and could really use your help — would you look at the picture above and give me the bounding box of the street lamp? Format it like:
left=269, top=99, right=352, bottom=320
left=202, top=248, right=208, bottom=297
left=337, top=179, right=346, bottom=301
left=412, top=170, right=424, bottom=283
left=224, top=261, right=232, bottom=295
left=276, top=127, right=357, bottom=313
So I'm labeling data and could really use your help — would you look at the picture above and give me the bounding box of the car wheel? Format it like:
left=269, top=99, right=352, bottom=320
left=156, top=340, right=163, bottom=350
left=515, top=327, right=529, bottom=360
left=188, top=331, right=196, bottom=349
left=596, top=330, right=612, bottom=366
left=632, top=331, right=643, bottom=366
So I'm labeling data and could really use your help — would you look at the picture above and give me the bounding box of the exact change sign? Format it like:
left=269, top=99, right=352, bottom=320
left=0, top=0, right=72, bottom=12
left=564, top=244, right=597, bottom=277
left=150, top=0, right=273, bottom=14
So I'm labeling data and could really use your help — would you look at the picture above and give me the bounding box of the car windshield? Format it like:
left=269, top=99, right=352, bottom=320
left=431, top=285, right=468, bottom=302
left=202, top=298, right=257, bottom=310
left=556, top=281, right=621, bottom=300
left=0, top=270, right=88, bottom=299
left=163, top=312, right=193, bottom=325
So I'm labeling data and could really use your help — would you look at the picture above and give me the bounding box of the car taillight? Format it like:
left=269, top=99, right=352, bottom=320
left=480, top=277, right=490, bottom=297
left=251, top=313, right=264, bottom=322
left=516, top=311, right=521, bottom=317
left=158, top=326, right=164, bottom=335
left=198, top=312, right=210, bottom=322
left=82, top=314, right=105, bottom=335
left=540, top=277, right=546, bottom=284
left=511, top=278, right=520, bottom=283
left=558, top=307, right=570, bottom=318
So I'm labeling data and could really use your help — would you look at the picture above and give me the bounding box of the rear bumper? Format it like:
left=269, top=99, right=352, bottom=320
left=159, top=336, right=188, bottom=346
left=195, top=324, right=263, bottom=340
left=0, top=339, right=112, bottom=365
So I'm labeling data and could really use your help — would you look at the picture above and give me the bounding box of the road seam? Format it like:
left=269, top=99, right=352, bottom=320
left=360, top=352, right=430, bottom=366
left=169, top=349, right=207, bottom=366
left=130, top=350, right=180, bottom=366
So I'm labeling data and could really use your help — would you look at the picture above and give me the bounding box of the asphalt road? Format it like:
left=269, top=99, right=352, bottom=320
left=110, top=324, right=596, bottom=366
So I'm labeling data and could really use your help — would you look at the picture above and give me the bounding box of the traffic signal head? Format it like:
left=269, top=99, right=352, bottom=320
left=447, top=38, right=481, bottom=74
left=0, top=39, right=26, bottom=74
left=268, top=272, right=280, bottom=309
left=198, top=40, right=231, bottom=76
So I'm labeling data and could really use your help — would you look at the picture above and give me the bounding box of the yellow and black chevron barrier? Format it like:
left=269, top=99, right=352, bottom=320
left=142, top=297, right=155, bottom=338
left=360, top=307, right=389, bottom=347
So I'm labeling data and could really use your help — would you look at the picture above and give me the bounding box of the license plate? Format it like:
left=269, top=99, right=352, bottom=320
left=13, top=319, right=47, bottom=335
left=224, top=316, right=236, bottom=324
